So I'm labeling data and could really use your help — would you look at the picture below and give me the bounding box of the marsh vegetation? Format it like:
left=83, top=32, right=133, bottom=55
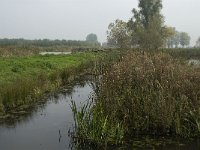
left=69, top=0, right=200, bottom=147
left=0, top=50, right=123, bottom=117
left=71, top=50, right=200, bottom=147
left=1, top=0, right=200, bottom=149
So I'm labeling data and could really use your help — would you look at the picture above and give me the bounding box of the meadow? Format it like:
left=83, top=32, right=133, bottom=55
left=0, top=50, right=123, bottom=117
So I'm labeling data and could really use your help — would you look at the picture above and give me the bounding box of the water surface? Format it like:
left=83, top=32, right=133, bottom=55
left=0, top=82, right=93, bottom=150
left=0, top=80, right=200, bottom=150
left=39, top=52, right=72, bottom=55
left=188, top=59, right=200, bottom=67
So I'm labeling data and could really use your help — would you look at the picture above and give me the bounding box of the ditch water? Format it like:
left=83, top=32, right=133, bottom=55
left=39, top=52, right=72, bottom=55
left=0, top=80, right=94, bottom=150
left=0, top=79, right=200, bottom=150
left=188, top=59, right=200, bottom=67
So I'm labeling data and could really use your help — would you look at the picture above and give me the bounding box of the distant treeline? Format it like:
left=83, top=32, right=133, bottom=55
left=0, top=38, right=100, bottom=47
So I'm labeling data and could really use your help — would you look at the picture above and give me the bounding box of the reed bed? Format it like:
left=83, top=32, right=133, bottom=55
left=71, top=50, right=200, bottom=146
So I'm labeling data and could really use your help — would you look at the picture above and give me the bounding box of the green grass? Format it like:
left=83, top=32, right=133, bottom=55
left=0, top=52, right=97, bottom=115
left=0, top=50, right=123, bottom=116
left=0, top=53, right=96, bottom=84
left=71, top=100, right=124, bottom=146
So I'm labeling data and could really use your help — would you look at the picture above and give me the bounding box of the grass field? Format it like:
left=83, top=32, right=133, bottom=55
left=0, top=50, right=123, bottom=116
left=0, top=53, right=93, bottom=115
left=0, top=53, right=96, bottom=84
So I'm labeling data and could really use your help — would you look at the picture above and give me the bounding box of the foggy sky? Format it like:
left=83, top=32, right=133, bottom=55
left=0, top=0, right=199, bottom=46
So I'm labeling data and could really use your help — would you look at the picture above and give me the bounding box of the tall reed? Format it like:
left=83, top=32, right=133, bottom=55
left=71, top=50, right=200, bottom=146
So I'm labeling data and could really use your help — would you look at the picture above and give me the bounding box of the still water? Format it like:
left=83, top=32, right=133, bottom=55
left=0, top=81, right=94, bottom=150
left=39, top=52, right=72, bottom=55
left=188, top=59, right=200, bottom=67
left=0, top=80, right=200, bottom=150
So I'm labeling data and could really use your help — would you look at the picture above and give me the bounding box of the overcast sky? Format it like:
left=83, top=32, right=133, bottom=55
left=0, top=0, right=199, bottom=45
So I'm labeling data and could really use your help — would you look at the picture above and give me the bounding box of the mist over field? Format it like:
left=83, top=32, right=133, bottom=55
left=1, top=0, right=200, bottom=149
left=0, top=0, right=199, bottom=45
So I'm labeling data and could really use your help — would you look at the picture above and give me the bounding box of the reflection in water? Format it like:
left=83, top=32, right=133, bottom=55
left=0, top=78, right=200, bottom=150
left=39, top=52, right=72, bottom=55
left=69, top=137, right=200, bottom=150
left=0, top=80, right=94, bottom=150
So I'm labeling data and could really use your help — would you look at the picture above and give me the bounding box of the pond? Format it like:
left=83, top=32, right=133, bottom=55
left=0, top=78, right=200, bottom=150
left=39, top=52, right=72, bottom=55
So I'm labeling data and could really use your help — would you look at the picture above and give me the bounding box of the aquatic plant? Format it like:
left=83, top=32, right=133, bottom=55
left=70, top=100, right=124, bottom=146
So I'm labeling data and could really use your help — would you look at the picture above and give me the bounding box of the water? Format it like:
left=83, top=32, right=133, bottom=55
left=39, top=52, right=72, bottom=55
left=0, top=79, right=200, bottom=150
left=188, top=59, right=200, bottom=67
left=0, top=81, right=94, bottom=150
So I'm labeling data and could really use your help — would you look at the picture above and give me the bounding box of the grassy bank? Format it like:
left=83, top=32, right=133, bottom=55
left=0, top=50, right=123, bottom=116
left=164, top=48, right=200, bottom=59
left=0, top=46, right=70, bottom=57
left=71, top=50, right=200, bottom=146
